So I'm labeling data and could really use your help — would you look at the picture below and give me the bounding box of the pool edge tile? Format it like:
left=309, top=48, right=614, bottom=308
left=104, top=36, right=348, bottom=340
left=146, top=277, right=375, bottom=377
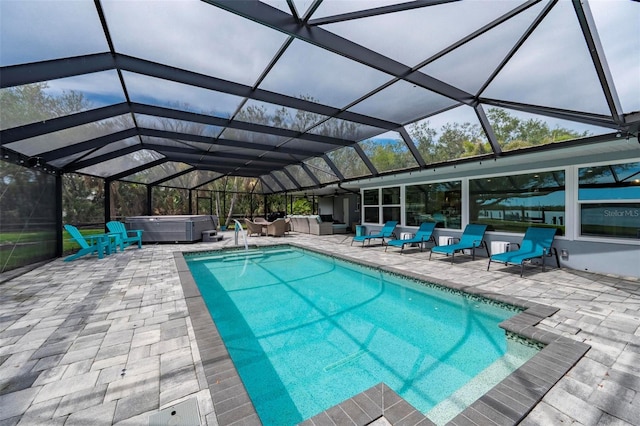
left=177, top=251, right=261, bottom=426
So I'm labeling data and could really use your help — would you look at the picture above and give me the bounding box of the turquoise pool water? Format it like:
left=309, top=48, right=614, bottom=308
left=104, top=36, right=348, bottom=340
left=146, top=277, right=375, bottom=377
left=186, top=247, right=538, bottom=425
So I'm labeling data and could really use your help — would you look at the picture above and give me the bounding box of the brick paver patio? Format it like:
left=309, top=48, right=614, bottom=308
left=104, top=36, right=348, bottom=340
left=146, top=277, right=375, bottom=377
left=1, top=231, right=638, bottom=425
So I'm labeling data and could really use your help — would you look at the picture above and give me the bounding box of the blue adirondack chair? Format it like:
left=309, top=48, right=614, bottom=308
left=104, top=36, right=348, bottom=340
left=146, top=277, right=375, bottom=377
left=429, top=224, right=488, bottom=263
left=351, top=221, right=398, bottom=247
left=64, top=224, right=115, bottom=261
left=107, top=221, right=143, bottom=251
left=385, top=222, right=437, bottom=253
left=488, top=227, right=559, bottom=276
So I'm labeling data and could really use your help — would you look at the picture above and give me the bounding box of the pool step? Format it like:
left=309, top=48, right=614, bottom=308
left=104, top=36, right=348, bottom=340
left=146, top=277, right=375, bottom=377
left=194, top=248, right=294, bottom=263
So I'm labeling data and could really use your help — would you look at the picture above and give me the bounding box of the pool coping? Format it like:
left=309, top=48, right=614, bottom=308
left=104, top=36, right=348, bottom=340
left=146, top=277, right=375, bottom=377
left=175, top=244, right=590, bottom=426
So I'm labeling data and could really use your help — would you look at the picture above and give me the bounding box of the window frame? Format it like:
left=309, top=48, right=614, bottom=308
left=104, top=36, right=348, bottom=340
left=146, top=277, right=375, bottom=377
left=574, top=160, right=640, bottom=244
left=361, top=186, right=401, bottom=225
left=404, top=180, right=462, bottom=229
left=468, top=169, right=566, bottom=235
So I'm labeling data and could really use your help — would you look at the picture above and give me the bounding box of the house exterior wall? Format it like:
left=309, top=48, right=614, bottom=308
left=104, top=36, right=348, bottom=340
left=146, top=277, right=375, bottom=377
left=356, top=154, right=640, bottom=278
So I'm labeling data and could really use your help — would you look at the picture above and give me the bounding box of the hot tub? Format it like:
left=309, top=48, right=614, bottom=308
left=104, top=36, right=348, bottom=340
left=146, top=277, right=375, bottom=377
left=125, top=215, right=218, bottom=243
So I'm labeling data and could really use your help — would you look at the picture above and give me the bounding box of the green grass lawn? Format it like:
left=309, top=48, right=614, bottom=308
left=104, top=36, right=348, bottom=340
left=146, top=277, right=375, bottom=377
left=0, top=227, right=105, bottom=272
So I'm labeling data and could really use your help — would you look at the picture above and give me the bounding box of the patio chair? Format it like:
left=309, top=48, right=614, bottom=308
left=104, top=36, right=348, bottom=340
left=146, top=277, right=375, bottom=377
left=245, top=218, right=265, bottom=236
left=487, top=227, right=560, bottom=276
left=351, top=221, right=398, bottom=247
left=266, top=218, right=287, bottom=237
left=64, top=224, right=116, bottom=261
left=107, top=220, right=143, bottom=251
left=429, top=224, right=488, bottom=263
left=385, top=222, right=437, bottom=253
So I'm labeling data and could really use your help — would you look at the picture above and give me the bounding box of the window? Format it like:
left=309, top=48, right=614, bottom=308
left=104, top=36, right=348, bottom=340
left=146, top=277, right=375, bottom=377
left=363, top=189, right=379, bottom=205
left=382, top=187, right=400, bottom=204
left=362, top=187, right=400, bottom=223
left=470, top=170, right=565, bottom=234
left=405, top=181, right=461, bottom=228
left=363, top=189, right=379, bottom=223
left=578, top=161, right=640, bottom=240
left=382, top=187, right=400, bottom=223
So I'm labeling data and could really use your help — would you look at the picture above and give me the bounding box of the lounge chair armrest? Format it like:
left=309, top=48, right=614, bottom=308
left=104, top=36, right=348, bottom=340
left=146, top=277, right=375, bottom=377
left=126, top=229, right=143, bottom=237
left=511, top=243, right=521, bottom=250
left=452, top=237, right=460, bottom=243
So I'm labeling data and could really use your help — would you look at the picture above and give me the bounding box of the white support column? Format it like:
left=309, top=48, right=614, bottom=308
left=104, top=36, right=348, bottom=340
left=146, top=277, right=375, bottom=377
left=461, top=178, right=470, bottom=228
left=565, top=165, right=577, bottom=241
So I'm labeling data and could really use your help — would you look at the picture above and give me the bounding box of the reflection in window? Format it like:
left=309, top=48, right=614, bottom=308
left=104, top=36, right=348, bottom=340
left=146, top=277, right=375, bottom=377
left=579, top=161, right=640, bottom=240
left=364, top=207, right=379, bottom=223
left=363, top=189, right=379, bottom=223
left=363, top=187, right=400, bottom=224
left=470, top=171, right=565, bottom=234
left=578, top=161, right=640, bottom=200
left=406, top=181, right=461, bottom=229
left=382, top=206, right=400, bottom=223
left=382, top=187, right=400, bottom=223
left=581, top=203, right=640, bottom=240
left=382, top=187, right=400, bottom=204
left=363, top=189, right=378, bottom=205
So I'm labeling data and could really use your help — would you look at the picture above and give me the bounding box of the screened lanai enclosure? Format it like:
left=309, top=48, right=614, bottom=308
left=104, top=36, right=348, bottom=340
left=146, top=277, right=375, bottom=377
left=1, top=0, right=639, bottom=273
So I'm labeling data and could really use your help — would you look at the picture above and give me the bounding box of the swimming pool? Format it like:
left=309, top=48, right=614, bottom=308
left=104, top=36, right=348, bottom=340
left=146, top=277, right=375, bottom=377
left=185, top=246, right=541, bottom=425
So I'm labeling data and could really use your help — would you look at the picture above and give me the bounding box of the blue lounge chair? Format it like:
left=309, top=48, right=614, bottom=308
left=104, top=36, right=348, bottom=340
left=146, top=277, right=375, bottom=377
left=429, top=224, right=488, bottom=263
left=107, top=221, right=143, bottom=251
left=64, top=224, right=116, bottom=261
left=385, top=222, right=437, bottom=253
left=488, top=227, right=560, bottom=276
left=351, top=221, right=398, bottom=247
